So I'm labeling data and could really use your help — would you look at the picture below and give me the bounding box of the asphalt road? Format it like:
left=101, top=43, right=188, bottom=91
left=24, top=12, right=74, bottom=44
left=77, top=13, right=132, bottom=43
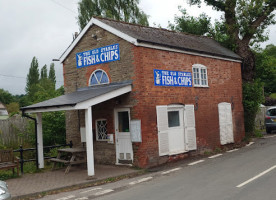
left=41, top=135, right=276, bottom=200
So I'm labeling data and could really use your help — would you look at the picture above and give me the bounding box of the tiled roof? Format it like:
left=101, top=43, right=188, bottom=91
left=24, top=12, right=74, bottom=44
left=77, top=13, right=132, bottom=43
left=95, top=17, right=241, bottom=61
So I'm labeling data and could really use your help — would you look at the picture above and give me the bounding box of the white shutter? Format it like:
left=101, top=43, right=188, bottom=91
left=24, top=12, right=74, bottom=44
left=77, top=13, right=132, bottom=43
left=156, top=106, right=169, bottom=156
left=218, top=103, right=234, bottom=145
left=184, top=105, right=197, bottom=151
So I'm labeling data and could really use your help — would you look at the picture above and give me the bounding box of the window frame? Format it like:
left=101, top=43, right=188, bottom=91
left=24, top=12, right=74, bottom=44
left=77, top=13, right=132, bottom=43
left=95, top=118, right=108, bottom=141
left=89, top=69, right=110, bottom=86
left=192, top=64, right=209, bottom=87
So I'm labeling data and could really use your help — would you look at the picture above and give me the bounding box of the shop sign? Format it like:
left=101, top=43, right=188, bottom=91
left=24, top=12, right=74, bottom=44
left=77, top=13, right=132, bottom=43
left=154, top=69, right=192, bottom=87
left=76, top=44, right=120, bottom=68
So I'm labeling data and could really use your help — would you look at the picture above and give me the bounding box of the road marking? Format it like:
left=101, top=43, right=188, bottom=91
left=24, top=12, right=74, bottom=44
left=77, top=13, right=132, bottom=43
left=161, top=167, right=182, bottom=175
left=80, top=187, right=102, bottom=193
left=236, top=165, right=276, bottom=188
left=208, top=154, right=223, bottom=159
left=246, top=142, right=254, bottom=147
left=129, top=177, right=153, bottom=185
left=227, top=149, right=239, bottom=153
left=75, top=197, right=88, bottom=200
left=94, top=189, right=114, bottom=196
left=56, top=195, right=75, bottom=200
left=188, top=160, right=205, bottom=166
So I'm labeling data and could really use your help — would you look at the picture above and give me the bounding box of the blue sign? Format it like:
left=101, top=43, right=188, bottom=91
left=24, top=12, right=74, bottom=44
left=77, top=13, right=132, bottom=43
left=76, top=44, right=120, bottom=68
left=154, top=69, right=192, bottom=87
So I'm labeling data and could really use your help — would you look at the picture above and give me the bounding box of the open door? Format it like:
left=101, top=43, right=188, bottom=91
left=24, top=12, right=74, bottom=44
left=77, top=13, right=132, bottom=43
left=114, top=108, right=133, bottom=164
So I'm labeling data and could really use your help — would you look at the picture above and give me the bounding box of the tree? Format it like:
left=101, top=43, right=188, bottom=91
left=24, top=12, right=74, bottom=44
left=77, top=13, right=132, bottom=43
left=168, top=7, right=212, bottom=36
left=48, top=63, right=56, bottom=86
left=255, top=44, right=276, bottom=94
left=77, top=0, right=149, bottom=30
left=25, top=57, right=39, bottom=97
left=0, top=89, right=14, bottom=105
left=188, top=0, right=276, bottom=81
left=40, top=65, right=48, bottom=80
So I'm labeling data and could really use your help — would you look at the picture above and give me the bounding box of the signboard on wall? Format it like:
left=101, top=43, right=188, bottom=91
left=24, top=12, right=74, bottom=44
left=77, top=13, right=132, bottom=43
left=154, top=69, right=192, bottom=87
left=76, top=44, right=120, bottom=68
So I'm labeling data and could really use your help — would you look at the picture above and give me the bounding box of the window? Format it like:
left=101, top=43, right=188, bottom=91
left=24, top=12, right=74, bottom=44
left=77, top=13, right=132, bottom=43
left=168, top=111, right=180, bottom=127
left=118, top=111, right=130, bottom=132
left=96, top=119, right=108, bottom=141
left=89, top=69, right=109, bottom=86
left=192, top=64, right=208, bottom=87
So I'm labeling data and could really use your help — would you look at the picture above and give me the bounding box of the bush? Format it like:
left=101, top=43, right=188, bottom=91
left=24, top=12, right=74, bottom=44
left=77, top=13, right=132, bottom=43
left=243, top=80, right=264, bottom=134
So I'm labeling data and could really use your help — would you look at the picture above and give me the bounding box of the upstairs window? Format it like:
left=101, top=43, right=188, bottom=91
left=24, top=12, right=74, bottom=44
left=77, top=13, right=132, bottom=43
left=90, top=69, right=109, bottom=86
left=192, top=64, right=208, bottom=87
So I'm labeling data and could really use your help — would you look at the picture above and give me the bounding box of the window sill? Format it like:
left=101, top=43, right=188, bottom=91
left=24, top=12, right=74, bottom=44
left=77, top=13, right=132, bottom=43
left=193, top=85, right=209, bottom=88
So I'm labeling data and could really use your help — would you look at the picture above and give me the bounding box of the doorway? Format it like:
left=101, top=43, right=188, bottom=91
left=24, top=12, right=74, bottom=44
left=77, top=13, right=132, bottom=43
left=114, top=108, right=133, bottom=164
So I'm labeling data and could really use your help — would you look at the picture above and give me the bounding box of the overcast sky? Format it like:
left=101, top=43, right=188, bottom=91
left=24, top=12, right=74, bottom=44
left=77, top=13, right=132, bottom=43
left=0, top=0, right=275, bottom=95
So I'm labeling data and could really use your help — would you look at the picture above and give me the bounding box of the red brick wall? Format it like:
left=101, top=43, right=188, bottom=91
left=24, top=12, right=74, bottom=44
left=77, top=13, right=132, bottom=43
left=131, top=46, right=245, bottom=168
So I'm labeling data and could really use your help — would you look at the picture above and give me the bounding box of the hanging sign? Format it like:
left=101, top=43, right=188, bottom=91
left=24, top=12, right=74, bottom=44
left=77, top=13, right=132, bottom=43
left=76, top=43, right=120, bottom=68
left=154, top=69, right=192, bottom=87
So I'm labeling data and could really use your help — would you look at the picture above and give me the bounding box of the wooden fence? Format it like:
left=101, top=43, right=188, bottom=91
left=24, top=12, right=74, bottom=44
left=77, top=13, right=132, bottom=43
left=0, top=115, right=31, bottom=147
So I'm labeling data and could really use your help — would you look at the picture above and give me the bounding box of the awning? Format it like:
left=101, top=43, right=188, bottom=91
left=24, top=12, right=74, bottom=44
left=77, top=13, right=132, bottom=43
left=21, top=80, right=132, bottom=113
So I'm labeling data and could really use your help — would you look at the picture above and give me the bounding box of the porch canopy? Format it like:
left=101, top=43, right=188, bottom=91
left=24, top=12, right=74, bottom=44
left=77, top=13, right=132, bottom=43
left=21, top=80, right=132, bottom=176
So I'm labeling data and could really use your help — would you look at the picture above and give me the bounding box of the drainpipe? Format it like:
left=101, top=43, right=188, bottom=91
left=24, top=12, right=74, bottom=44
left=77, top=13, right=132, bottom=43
left=22, top=110, right=39, bottom=169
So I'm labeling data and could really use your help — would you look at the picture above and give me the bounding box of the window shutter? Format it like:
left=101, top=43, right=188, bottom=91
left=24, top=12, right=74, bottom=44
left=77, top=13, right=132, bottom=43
left=184, top=105, right=197, bottom=151
left=156, top=106, right=169, bottom=156
left=218, top=103, right=234, bottom=145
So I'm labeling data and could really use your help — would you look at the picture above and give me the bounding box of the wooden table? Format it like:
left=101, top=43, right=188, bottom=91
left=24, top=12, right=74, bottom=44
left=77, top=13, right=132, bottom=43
left=50, top=148, right=86, bottom=174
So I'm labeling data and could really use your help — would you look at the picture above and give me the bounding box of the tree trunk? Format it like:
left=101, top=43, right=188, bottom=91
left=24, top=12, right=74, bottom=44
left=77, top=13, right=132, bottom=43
left=236, top=41, right=255, bottom=81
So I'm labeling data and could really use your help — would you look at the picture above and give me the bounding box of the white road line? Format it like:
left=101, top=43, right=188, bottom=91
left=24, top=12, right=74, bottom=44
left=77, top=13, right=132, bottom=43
left=94, top=189, right=114, bottom=196
left=227, top=149, right=239, bottom=153
left=208, top=154, right=223, bottom=159
left=188, top=160, right=205, bottom=166
left=246, top=142, right=254, bottom=147
left=161, top=167, right=182, bottom=175
left=75, top=197, right=88, bottom=200
left=80, top=187, right=102, bottom=193
left=56, top=195, right=75, bottom=200
left=236, top=165, right=276, bottom=188
left=129, top=177, right=153, bottom=185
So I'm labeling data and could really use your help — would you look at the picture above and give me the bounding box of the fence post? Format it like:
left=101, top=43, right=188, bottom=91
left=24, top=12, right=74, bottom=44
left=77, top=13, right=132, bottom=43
left=69, top=141, right=73, bottom=148
left=19, top=145, right=24, bottom=174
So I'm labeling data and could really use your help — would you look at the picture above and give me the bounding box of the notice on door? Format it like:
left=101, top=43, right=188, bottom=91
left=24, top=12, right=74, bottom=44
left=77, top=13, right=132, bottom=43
left=154, top=69, right=192, bottom=87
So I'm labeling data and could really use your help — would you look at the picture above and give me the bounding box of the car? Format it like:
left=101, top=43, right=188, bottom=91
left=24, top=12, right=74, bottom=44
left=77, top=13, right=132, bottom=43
left=265, top=106, right=276, bottom=134
left=0, top=181, right=11, bottom=200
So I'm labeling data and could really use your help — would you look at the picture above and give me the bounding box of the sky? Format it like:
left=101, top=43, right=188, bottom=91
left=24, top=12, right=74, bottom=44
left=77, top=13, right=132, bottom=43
left=0, top=0, right=275, bottom=95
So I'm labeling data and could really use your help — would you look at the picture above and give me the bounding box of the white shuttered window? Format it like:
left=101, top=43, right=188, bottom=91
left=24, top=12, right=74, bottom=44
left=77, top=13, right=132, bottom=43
left=218, top=102, right=234, bottom=145
left=156, top=105, right=197, bottom=156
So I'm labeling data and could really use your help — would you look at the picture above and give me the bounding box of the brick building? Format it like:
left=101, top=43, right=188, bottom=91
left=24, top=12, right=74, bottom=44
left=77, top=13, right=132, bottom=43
left=22, top=17, right=245, bottom=176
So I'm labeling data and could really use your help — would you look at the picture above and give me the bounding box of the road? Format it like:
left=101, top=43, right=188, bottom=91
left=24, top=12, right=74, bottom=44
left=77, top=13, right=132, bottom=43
left=41, top=135, right=276, bottom=200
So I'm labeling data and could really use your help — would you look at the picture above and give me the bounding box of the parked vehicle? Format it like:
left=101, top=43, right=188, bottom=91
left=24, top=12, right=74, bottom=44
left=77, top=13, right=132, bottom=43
left=265, top=107, right=276, bottom=134
left=0, top=181, right=11, bottom=200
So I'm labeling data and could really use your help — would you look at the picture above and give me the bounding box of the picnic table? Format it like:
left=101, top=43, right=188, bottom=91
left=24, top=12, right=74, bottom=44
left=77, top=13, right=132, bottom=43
left=50, top=148, right=86, bottom=174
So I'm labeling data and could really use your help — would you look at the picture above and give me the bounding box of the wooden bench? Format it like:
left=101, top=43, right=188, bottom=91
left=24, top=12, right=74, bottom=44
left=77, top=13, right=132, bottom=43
left=0, top=149, right=20, bottom=176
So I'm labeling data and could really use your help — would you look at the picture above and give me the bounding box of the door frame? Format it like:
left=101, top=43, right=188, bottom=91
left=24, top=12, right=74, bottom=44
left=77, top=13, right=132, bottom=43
left=114, top=107, right=133, bottom=164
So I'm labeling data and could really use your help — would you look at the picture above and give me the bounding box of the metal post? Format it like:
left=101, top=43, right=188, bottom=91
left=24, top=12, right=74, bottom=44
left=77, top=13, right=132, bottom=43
left=19, top=145, right=24, bottom=174
left=69, top=140, right=73, bottom=148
